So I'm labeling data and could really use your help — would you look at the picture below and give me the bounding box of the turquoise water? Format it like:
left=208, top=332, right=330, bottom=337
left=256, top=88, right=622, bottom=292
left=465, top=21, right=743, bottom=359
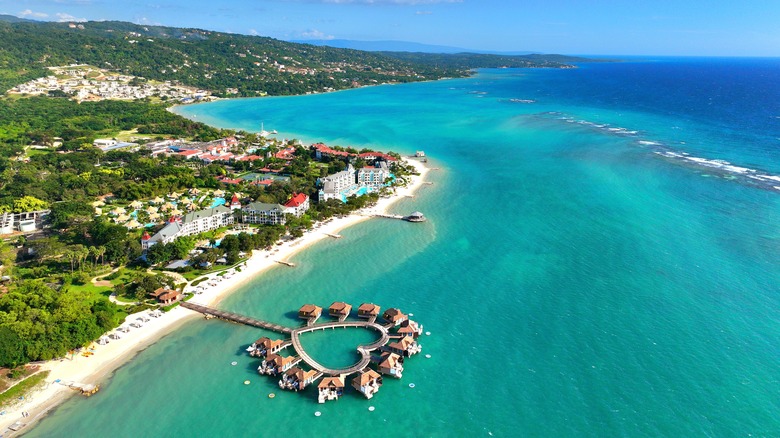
left=27, top=59, right=780, bottom=437
left=210, top=197, right=226, bottom=208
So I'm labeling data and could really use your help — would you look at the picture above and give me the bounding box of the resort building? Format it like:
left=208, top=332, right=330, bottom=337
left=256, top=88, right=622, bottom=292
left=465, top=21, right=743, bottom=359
left=142, top=205, right=233, bottom=251
left=386, top=335, right=422, bottom=357
left=328, top=301, right=352, bottom=322
left=352, top=369, right=383, bottom=399
left=242, top=202, right=287, bottom=225
left=317, top=377, right=345, bottom=403
left=318, top=160, right=394, bottom=203
left=358, top=303, right=381, bottom=323
left=249, top=337, right=287, bottom=357
left=382, top=308, right=408, bottom=327
left=376, top=352, right=404, bottom=378
left=0, top=209, right=49, bottom=235
left=229, top=193, right=242, bottom=210
left=357, top=161, right=391, bottom=189
left=318, top=164, right=357, bottom=202
left=298, top=304, right=322, bottom=326
left=283, top=192, right=310, bottom=217
left=279, top=367, right=321, bottom=391
left=259, top=354, right=301, bottom=376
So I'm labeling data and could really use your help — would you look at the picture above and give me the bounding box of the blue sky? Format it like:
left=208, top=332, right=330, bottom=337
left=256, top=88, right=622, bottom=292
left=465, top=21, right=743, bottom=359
left=2, top=0, right=779, bottom=56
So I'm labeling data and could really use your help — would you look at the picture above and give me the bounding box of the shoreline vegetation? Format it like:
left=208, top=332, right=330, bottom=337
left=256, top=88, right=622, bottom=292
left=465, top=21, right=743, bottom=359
left=0, top=157, right=431, bottom=435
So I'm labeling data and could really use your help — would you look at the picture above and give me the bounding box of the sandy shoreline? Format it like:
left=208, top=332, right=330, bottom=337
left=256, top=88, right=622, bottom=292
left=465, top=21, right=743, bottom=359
left=1, top=157, right=430, bottom=435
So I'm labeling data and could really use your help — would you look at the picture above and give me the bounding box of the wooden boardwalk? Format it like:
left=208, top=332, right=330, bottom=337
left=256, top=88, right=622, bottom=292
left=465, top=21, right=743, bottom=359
left=182, top=302, right=392, bottom=377
left=181, top=302, right=292, bottom=334
left=290, top=322, right=390, bottom=376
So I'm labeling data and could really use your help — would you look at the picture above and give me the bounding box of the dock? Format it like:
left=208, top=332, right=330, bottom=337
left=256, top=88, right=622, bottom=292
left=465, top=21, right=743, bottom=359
left=290, top=322, right=390, bottom=376
left=185, top=301, right=423, bottom=402
left=181, top=302, right=292, bottom=334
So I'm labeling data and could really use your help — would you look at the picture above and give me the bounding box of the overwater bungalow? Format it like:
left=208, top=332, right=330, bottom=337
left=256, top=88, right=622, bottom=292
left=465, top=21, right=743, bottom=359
left=298, top=304, right=322, bottom=326
left=405, top=211, right=426, bottom=222
left=352, top=369, right=383, bottom=399
left=258, top=354, right=301, bottom=376
left=328, top=301, right=352, bottom=322
left=386, top=336, right=422, bottom=357
left=317, top=376, right=345, bottom=403
left=358, top=303, right=381, bottom=322
left=376, top=352, right=404, bottom=378
left=382, top=308, right=408, bottom=327
left=248, top=337, right=286, bottom=357
left=397, top=319, right=423, bottom=339
left=279, top=367, right=321, bottom=391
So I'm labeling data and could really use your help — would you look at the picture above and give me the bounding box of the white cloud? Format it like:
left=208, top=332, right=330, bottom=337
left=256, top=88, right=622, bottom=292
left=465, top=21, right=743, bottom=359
left=249, top=29, right=260, bottom=35
left=19, top=9, right=49, bottom=18
left=300, top=29, right=334, bottom=40
left=415, top=10, right=432, bottom=15
left=55, top=12, right=87, bottom=22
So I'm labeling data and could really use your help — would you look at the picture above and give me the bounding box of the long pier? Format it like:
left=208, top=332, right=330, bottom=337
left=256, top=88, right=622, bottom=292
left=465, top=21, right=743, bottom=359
left=181, top=302, right=393, bottom=377
left=180, top=302, right=292, bottom=334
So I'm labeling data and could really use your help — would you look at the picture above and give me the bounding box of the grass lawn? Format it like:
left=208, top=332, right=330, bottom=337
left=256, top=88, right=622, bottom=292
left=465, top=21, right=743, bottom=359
left=0, top=371, right=50, bottom=409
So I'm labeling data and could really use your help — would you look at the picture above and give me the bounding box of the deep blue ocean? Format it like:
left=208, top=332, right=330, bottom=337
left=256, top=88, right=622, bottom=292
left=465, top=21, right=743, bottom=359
left=26, top=58, right=780, bottom=437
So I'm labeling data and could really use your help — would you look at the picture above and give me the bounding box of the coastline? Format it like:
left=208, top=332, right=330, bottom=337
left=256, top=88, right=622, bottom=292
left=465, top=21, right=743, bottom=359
left=1, top=157, right=430, bottom=436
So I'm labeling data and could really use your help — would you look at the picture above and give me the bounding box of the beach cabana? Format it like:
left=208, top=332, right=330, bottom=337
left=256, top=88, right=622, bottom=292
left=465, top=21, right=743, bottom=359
left=170, top=208, right=183, bottom=216
left=168, top=192, right=181, bottom=199
left=149, top=212, right=161, bottom=221
left=160, top=202, right=175, bottom=212
left=151, top=196, right=165, bottom=204
left=111, top=207, right=126, bottom=216
left=145, top=205, right=158, bottom=214
left=179, top=197, right=192, bottom=205
left=189, top=188, right=201, bottom=196
left=129, top=200, right=144, bottom=209
left=115, top=214, right=130, bottom=223
left=213, top=189, right=225, bottom=198
left=91, top=200, right=105, bottom=207
left=125, top=219, right=142, bottom=229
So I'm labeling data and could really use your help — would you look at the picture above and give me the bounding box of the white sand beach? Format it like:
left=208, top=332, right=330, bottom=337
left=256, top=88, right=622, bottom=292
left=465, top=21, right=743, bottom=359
left=0, top=157, right=430, bottom=435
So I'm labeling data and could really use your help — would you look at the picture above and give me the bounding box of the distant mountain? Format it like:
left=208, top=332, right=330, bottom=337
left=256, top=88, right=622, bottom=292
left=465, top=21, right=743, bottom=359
left=294, top=39, right=535, bottom=55
left=0, top=15, right=585, bottom=97
left=0, top=14, right=38, bottom=23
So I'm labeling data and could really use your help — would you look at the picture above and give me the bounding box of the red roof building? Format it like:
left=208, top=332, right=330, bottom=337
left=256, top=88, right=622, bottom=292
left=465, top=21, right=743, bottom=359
left=283, top=193, right=309, bottom=217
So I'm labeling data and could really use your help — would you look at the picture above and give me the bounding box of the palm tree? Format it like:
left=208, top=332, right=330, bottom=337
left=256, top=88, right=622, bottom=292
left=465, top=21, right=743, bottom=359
left=96, top=246, right=106, bottom=265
